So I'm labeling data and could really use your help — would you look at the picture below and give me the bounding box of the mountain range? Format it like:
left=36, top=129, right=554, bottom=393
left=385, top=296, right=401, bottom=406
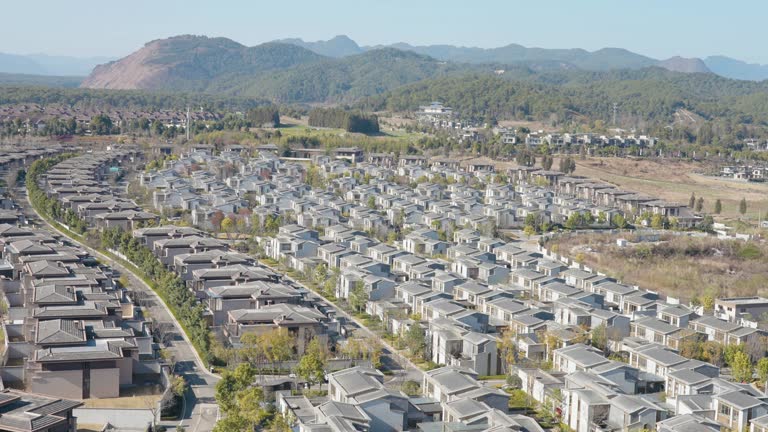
left=272, top=35, right=767, bottom=80
left=2, top=35, right=767, bottom=81
left=6, top=34, right=768, bottom=134
left=78, top=35, right=476, bottom=103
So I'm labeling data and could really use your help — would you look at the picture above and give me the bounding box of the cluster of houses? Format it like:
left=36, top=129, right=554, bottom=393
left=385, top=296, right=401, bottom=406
left=140, top=146, right=701, bottom=239
left=719, top=164, right=768, bottom=181
left=277, top=365, right=545, bottom=432
left=744, top=138, right=768, bottom=152
left=132, top=224, right=346, bottom=355
left=29, top=144, right=768, bottom=432
left=518, top=131, right=658, bottom=148
left=0, top=103, right=221, bottom=134
left=132, top=148, right=764, bottom=431
left=0, top=151, right=168, bottom=404
left=40, top=152, right=355, bottom=365
left=32, top=149, right=552, bottom=432
left=415, top=102, right=484, bottom=144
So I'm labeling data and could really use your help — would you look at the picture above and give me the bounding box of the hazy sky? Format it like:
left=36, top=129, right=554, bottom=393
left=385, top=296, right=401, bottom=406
left=3, top=0, right=767, bottom=63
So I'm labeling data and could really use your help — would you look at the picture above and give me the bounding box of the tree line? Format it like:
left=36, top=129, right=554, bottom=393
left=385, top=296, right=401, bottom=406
left=246, top=106, right=280, bottom=128
left=308, top=107, right=380, bottom=134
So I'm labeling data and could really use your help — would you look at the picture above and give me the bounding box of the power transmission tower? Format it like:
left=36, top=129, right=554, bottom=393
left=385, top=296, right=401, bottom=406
left=186, top=106, right=190, bottom=141
left=612, top=103, right=618, bottom=126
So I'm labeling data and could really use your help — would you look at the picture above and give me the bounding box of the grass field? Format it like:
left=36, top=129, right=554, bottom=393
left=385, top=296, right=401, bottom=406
left=82, top=393, right=161, bottom=409
left=278, top=115, right=425, bottom=143
left=574, top=157, right=768, bottom=222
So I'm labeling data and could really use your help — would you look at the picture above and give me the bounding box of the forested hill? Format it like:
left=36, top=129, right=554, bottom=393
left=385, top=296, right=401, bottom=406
left=221, top=48, right=478, bottom=103
left=80, top=36, right=484, bottom=101
left=81, top=35, right=325, bottom=92
left=361, top=69, right=768, bottom=128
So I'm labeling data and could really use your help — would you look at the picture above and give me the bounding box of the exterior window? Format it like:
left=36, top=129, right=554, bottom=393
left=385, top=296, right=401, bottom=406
left=719, top=403, right=731, bottom=416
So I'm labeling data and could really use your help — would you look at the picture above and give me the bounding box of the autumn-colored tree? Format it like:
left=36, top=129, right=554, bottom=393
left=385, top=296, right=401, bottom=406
left=221, top=216, right=235, bottom=239
left=210, top=210, right=225, bottom=230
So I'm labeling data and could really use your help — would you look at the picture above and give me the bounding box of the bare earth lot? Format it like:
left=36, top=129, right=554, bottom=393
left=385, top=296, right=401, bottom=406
left=549, top=232, right=768, bottom=301
left=575, top=157, right=768, bottom=221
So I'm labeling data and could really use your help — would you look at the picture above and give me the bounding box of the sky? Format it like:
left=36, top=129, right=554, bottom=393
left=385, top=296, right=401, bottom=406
left=2, top=0, right=767, bottom=64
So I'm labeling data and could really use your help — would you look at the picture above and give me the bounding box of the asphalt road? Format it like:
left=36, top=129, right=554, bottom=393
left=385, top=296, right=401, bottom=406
left=19, top=186, right=220, bottom=432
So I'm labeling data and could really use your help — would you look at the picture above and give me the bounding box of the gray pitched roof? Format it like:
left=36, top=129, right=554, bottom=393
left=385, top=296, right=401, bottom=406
left=35, top=319, right=86, bottom=345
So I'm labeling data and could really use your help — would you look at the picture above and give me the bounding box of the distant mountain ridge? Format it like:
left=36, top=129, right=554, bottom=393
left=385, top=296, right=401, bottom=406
left=704, top=56, right=768, bottom=81
left=366, top=42, right=660, bottom=71
left=0, top=52, right=112, bottom=76
left=274, top=35, right=363, bottom=58
left=656, top=56, right=710, bottom=74
left=279, top=36, right=695, bottom=73
left=279, top=36, right=768, bottom=80
left=7, top=35, right=768, bottom=81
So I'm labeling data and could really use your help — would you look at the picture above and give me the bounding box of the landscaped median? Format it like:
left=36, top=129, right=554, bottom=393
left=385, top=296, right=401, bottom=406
left=26, top=156, right=215, bottom=366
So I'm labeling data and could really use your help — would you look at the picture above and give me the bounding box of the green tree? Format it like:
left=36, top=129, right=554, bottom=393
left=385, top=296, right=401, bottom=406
left=731, top=351, right=754, bottom=383
left=404, top=323, right=427, bottom=359
left=542, top=155, right=553, bottom=170
left=212, top=413, right=249, bottom=432
left=695, top=197, right=704, bottom=212
left=90, top=114, right=114, bottom=135
left=260, top=328, right=296, bottom=372
left=523, top=225, right=537, bottom=237
left=611, top=213, right=628, bottom=229
left=757, top=358, right=768, bottom=386
left=295, top=338, right=327, bottom=389
left=214, top=374, right=240, bottom=413
left=237, top=386, right=269, bottom=428
left=170, top=375, right=187, bottom=398
left=401, top=380, right=421, bottom=396
left=266, top=413, right=293, bottom=432
left=701, top=294, right=716, bottom=313
left=650, top=214, right=664, bottom=229
left=725, top=344, right=746, bottom=367
left=689, top=193, right=696, bottom=208
left=215, top=363, right=257, bottom=413
left=499, top=329, right=518, bottom=366
left=349, top=280, right=368, bottom=313
left=714, top=199, right=722, bottom=214
left=591, top=323, right=607, bottom=352
left=739, top=197, right=747, bottom=216
left=367, top=195, right=376, bottom=209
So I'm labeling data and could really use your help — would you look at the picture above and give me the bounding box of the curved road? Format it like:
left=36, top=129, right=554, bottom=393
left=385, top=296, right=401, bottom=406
left=20, top=186, right=219, bottom=432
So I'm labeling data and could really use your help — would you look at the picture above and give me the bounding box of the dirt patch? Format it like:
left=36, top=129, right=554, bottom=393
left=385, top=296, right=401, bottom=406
left=574, top=157, right=768, bottom=221
left=549, top=232, right=768, bottom=301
